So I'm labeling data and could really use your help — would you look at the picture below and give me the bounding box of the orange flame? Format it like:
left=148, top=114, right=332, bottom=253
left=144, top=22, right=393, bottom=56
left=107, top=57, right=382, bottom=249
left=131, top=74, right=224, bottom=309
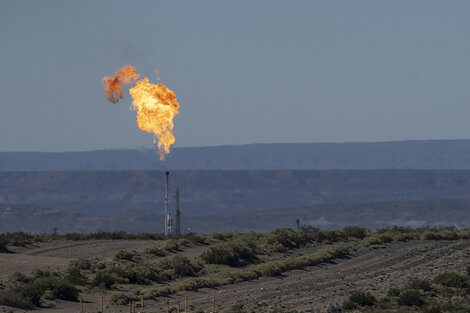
left=102, top=65, right=139, bottom=103
left=102, top=65, right=179, bottom=160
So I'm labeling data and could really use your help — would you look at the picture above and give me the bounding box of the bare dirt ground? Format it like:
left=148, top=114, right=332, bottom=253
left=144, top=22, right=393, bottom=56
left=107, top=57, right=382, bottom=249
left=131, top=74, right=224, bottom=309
left=1, top=239, right=469, bottom=313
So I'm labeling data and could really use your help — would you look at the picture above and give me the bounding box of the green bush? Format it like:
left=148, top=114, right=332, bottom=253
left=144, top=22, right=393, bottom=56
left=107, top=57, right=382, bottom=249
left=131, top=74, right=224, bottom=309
left=252, top=262, right=283, bottom=277
left=343, top=226, right=368, bottom=239
left=362, top=233, right=393, bottom=246
left=397, top=289, right=424, bottom=306
left=167, top=254, right=202, bottom=276
left=387, top=287, right=401, bottom=297
left=343, top=291, right=376, bottom=309
left=162, top=239, right=180, bottom=251
left=407, top=278, right=432, bottom=291
left=92, top=271, right=117, bottom=289
left=315, top=230, right=348, bottom=243
left=201, top=239, right=257, bottom=266
left=299, top=225, right=320, bottom=241
left=177, top=278, right=220, bottom=291
left=423, top=304, right=443, bottom=313
left=185, top=233, right=208, bottom=245
left=0, top=286, right=37, bottom=309
left=134, top=286, right=175, bottom=299
left=114, top=250, right=136, bottom=261
left=110, top=292, right=139, bottom=305
left=264, top=228, right=305, bottom=250
left=433, top=272, right=467, bottom=288
left=143, top=246, right=166, bottom=256
left=0, top=232, right=34, bottom=246
left=68, top=258, right=92, bottom=270
left=65, top=266, right=88, bottom=286
left=0, top=238, right=9, bottom=253
left=0, top=269, right=79, bottom=308
left=177, top=238, right=191, bottom=247
left=208, top=232, right=226, bottom=241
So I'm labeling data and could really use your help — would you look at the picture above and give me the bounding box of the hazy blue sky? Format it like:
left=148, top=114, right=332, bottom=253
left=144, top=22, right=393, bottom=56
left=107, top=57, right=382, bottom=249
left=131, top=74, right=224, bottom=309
left=1, top=1, right=469, bottom=152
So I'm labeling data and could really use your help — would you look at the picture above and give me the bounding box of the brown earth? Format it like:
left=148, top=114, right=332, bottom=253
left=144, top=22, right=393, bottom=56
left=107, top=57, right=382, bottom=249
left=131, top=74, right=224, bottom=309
left=1, top=239, right=469, bottom=313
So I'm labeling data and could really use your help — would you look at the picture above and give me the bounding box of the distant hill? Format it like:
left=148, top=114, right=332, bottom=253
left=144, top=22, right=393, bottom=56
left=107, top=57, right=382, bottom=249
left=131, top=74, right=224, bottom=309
left=2, top=198, right=470, bottom=233
left=3, top=170, right=470, bottom=216
left=4, top=140, right=470, bottom=170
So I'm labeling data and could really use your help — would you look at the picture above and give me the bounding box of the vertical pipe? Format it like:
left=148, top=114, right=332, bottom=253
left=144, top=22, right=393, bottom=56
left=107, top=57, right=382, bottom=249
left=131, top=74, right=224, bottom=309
left=165, top=171, right=169, bottom=237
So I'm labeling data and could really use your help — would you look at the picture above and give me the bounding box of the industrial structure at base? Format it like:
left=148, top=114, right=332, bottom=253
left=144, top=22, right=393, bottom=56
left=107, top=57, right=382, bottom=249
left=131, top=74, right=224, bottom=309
left=164, top=171, right=181, bottom=237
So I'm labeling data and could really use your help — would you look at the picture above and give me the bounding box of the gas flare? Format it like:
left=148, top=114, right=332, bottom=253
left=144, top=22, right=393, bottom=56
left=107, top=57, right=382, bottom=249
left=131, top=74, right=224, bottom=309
left=102, top=65, right=179, bottom=160
left=102, top=65, right=139, bottom=103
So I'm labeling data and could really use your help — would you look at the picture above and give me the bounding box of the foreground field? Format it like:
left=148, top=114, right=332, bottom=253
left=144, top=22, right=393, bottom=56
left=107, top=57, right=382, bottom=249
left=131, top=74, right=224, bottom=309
left=0, top=228, right=469, bottom=312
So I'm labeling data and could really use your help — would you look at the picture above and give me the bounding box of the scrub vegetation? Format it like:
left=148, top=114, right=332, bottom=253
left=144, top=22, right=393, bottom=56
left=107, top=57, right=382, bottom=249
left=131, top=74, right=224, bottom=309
left=0, top=226, right=469, bottom=311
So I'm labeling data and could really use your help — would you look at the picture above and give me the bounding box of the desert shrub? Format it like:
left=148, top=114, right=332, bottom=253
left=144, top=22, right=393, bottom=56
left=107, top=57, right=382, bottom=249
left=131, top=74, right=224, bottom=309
left=68, top=258, right=92, bottom=270
left=0, top=238, right=9, bottom=253
left=0, top=286, right=38, bottom=309
left=252, top=262, right=283, bottom=277
left=397, top=289, right=424, bottom=306
left=202, top=244, right=237, bottom=266
left=110, top=292, right=139, bottom=305
left=326, top=304, right=344, bottom=313
left=231, top=245, right=349, bottom=284
left=423, top=304, right=443, bottom=313
left=103, top=261, right=176, bottom=285
left=343, top=226, right=368, bottom=239
left=264, top=228, right=305, bottom=250
left=458, top=229, right=470, bottom=239
left=167, top=254, right=202, bottom=276
left=111, top=265, right=149, bottom=285
left=92, top=271, right=117, bottom=289
left=185, top=233, right=208, bottom=245
left=91, top=260, right=106, bottom=272
left=208, top=232, right=225, bottom=241
left=387, top=287, right=401, bottom=297
left=439, top=230, right=459, bottom=240
left=65, top=266, right=88, bottom=286
left=422, top=232, right=443, bottom=240
left=0, top=269, right=79, bottom=308
left=343, top=291, right=376, bottom=309
left=315, top=230, right=348, bottom=243
left=1, top=232, right=33, bottom=246
left=44, top=279, right=79, bottom=301
left=433, top=272, right=467, bottom=288
left=362, top=233, right=393, bottom=246
left=65, top=232, right=85, bottom=241
left=201, top=239, right=257, bottom=266
left=162, top=239, right=180, bottom=251
left=177, top=238, right=191, bottom=246
left=407, top=277, right=432, bottom=291
left=143, top=246, right=166, bottom=256
left=421, top=230, right=458, bottom=241
left=230, top=269, right=259, bottom=283
left=114, top=250, right=136, bottom=261
left=177, top=278, right=220, bottom=291
left=134, top=286, right=175, bottom=299
left=300, top=225, right=320, bottom=241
